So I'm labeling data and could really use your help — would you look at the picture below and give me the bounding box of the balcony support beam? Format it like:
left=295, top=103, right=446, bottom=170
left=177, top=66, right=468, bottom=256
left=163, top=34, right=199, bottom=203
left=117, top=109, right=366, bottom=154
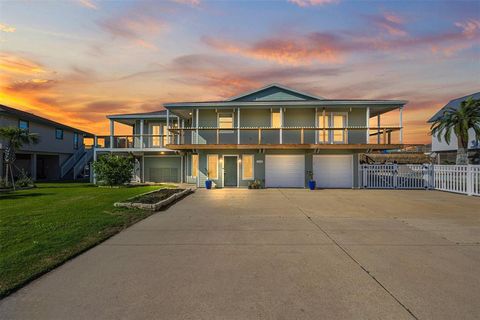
left=237, top=107, right=240, bottom=144
left=166, top=109, right=170, bottom=145
left=196, top=109, right=199, bottom=144
left=399, top=106, right=403, bottom=144
left=366, top=107, right=370, bottom=144
left=109, top=119, right=114, bottom=148
left=140, top=119, right=144, bottom=149
left=280, top=108, right=284, bottom=144
left=377, top=115, right=380, bottom=144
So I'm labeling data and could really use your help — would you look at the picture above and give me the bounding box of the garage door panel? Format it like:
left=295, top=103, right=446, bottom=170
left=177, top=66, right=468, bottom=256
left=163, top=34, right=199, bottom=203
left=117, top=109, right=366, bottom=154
left=313, top=155, right=353, bottom=188
left=265, top=155, right=305, bottom=188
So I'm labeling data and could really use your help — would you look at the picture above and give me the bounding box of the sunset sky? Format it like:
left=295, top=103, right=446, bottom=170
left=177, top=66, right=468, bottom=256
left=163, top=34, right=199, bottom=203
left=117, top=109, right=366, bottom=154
left=1, top=0, right=479, bottom=143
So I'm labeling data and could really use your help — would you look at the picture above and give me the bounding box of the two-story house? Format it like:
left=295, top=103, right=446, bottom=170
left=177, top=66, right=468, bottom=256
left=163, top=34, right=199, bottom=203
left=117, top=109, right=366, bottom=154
left=95, top=84, right=406, bottom=188
left=428, top=92, right=480, bottom=164
left=0, top=105, right=94, bottom=181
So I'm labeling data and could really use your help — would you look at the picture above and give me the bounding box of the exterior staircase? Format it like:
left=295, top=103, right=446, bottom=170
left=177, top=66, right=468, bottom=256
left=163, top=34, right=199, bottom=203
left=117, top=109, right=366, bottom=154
left=60, top=147, right=94, bottom=180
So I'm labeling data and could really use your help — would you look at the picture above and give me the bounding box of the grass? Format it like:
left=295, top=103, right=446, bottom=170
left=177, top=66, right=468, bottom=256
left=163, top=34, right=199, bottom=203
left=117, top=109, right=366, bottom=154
left=0, top=182, right=172, bottom=298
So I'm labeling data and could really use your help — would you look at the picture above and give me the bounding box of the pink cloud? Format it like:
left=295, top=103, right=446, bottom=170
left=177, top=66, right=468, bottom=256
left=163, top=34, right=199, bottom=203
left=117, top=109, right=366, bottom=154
left=0, top=23, right=15, bottom=33
left=288, top=0, right=339, bottom=7
left=369, top=12, right=407, bottom=37
left=76, top=0, right=98, bottom=10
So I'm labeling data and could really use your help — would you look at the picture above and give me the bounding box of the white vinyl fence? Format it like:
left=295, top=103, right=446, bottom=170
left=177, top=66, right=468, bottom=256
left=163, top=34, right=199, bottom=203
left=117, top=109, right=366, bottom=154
left=361, top=164, right=480, bottom=196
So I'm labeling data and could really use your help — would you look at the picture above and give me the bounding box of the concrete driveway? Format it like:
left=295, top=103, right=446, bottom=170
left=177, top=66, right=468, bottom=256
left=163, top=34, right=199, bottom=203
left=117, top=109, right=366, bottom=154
left=1, top=189, right=479, bottom=320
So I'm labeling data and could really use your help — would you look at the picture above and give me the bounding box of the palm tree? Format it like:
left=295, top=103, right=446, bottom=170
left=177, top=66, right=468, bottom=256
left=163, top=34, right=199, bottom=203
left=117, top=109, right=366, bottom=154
left=0, top=127, right=39, bottom=188
left=430, top=97, right=480, bottom=164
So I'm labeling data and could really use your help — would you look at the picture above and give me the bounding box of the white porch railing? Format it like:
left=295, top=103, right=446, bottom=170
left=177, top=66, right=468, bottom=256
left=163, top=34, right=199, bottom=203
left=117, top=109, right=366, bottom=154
left=361, top=164, right=480, bottom=196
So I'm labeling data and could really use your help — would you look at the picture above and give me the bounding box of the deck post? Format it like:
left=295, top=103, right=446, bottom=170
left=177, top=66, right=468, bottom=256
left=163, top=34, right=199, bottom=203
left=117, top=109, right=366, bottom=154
left=314, top=107, right=318, bottom=144
left=399, top=106, right=403, bottom=144
left=377, top=115, right=380, bottom=144
left=322, top=108, right=326, bottom=144
left=237, top=107, right=240, bottom=144
left=280, top=108, right=283, bottom=144
left=166, top=109, right=170, bottom=145
left=301, top=128, right=304, bottom=144
left=181, top=119, right=184, bottom=144
left=195, top=108, right=199, bottom=144
left=258, top=128, right=262, bottom=144
left=109, top=119, right=114, bottom=148
left=366, top=107, right=370, bottom=144
left=139, top=119, right=144, bottom=149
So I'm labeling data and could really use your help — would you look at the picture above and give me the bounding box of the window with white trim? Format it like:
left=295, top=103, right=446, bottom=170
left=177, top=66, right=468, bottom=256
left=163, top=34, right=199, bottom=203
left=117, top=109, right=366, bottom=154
left=271, top=111, right=281, bottom=128
left=218, top=113, right=233, bottom=129
left=242, top=154, right=254, bottom=180
left=207, top=154, right=218, bottom=179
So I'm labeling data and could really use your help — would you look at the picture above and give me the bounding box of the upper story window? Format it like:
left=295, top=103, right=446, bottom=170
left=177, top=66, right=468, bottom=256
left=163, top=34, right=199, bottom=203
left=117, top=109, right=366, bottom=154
left=19, top=120, right=29, bottom=130
left=318, top=112, right=347, bottom=144
left=218, top=113, right=233, bottom=129
left=271, top=111, right=281, bottom=128
left=74, top=132, right=79, bottom=149
left=55, top=128, right=64, bottom=140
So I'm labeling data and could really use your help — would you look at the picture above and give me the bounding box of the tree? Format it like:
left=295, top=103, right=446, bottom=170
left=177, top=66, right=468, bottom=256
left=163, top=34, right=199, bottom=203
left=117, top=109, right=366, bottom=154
left=92, top=154, right=134, bottom=186
left=0, top=127, right=39, bottom=188
left=431, top=97, right=480, bottom=164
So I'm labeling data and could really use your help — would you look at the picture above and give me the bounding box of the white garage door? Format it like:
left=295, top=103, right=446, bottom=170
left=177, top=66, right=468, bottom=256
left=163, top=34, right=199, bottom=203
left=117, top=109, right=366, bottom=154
left=265, top=155, right=305, bottom=188
left=313, top=155, right=353, bottom=188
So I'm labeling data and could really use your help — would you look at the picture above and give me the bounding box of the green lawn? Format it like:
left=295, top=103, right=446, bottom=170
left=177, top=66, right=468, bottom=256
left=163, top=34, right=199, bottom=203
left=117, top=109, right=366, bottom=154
left=0, top=182, right=167, bottom=297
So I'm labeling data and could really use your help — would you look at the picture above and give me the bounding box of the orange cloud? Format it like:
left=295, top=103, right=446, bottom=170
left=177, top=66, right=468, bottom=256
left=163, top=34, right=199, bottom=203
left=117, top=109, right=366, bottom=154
left=202, top=34, right=344, bottom=65
left=372, top=12, right=407, bottom=36
left=288, top=0, right=339, bottom=7
left=0, top=53, right=45, bottom=74
left=0, top=23, right=15, bottom=33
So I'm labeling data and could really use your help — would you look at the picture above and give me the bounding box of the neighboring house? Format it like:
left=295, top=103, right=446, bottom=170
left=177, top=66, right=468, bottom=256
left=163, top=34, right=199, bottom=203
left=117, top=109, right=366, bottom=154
left=428, top=92, right=480, bottom=164
left=0, top=105, right=94, bottom=181
left=95, top=84, right=407, bottom=188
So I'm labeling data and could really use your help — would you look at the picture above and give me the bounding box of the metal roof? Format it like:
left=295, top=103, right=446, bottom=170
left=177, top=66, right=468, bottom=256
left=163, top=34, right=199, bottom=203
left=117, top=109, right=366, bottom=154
left=428, top=91, right=480, bottom=123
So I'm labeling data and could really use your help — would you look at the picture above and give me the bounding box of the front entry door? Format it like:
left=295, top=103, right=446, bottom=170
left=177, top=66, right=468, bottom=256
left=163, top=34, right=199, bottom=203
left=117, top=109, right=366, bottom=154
left=223, top=156, right=237, bottom=187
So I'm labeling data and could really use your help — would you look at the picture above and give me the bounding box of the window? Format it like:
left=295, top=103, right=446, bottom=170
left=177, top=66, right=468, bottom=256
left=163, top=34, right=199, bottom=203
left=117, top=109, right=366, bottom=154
left=151, top=124, right=161, bottom=147
left=333, top=114, right=347, bottom=143
left=18, top=120, right=29, bottom=130
left=207, top=154, right=218, bottom=179
left=317, top=112, right=347, bottom=144
left=271, top=111, right=281, bottom=128
left=242, top=154, right=254, bottom=180
left=55, top=128, right=64, bottom=140
left=74, top=132, right=79, bottom=149
left=191, top=154, right=198, bottom=177
left=318, top=114, right=329, bottom=143
left=218, top=113, right=233, bottom=129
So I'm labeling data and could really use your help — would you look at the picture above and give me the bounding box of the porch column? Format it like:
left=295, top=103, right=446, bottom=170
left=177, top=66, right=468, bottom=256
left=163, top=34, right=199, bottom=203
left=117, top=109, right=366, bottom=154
left=280, top=108, right=284, bottom=144
left=181, top=119, right=184, bottom=144
left=237, top=107, right=241, bottom=144
left=142, top=155, right=145, bottom=182
left=31, top=153, right=37, bottom=181
left=177, top=116, right=180, bottom=144
left=314, top=107, right=318, bottom=144
left=399, top=106, right=403, bottom=144
left=180, top=154, right=184, bottom=183
left=365, top=107, right=370, bottom=144
left=109, top=119, right=114, bottom=148
left=166, top=109, right=170, bottom=145
left=195, top=108, right=199, bottom=144
left=93, top=149, right=97, bottom=184
left=139, top=119, right=144, bottom=149
left=377, top=115, right=381, bottom=144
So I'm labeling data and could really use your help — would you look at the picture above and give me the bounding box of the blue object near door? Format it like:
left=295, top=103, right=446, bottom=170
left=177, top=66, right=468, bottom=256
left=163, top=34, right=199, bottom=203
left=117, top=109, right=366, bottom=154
left=308, top=180, right=316, bottom=190
left=205, top=180, right=212, bottom=189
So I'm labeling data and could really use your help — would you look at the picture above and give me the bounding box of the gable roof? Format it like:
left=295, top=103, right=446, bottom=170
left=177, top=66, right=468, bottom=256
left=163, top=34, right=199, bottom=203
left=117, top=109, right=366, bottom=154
left=428, top=91, right=480, bottom=123
left=0, top=104, right=93, bottom=136
left=227, top=83, right=324, bottom=102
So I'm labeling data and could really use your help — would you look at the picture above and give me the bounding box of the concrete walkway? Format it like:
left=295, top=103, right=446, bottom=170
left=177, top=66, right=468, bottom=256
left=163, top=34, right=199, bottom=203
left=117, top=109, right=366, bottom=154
left=1, top=189, right=480, bottom=319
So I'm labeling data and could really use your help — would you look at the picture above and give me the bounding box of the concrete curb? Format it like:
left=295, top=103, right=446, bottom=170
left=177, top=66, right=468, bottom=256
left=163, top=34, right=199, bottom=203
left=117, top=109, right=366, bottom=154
left=114, top=188, right=194, bottom=211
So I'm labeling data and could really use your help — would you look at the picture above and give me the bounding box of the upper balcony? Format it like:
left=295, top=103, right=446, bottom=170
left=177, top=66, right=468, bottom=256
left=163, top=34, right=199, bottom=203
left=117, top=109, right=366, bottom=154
left=94, top=84, right=408, bottom=151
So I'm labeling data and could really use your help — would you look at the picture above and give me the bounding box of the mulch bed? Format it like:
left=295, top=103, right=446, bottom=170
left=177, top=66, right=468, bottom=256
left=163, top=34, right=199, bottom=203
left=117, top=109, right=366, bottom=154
left=131, top=189, right=184, bottom=204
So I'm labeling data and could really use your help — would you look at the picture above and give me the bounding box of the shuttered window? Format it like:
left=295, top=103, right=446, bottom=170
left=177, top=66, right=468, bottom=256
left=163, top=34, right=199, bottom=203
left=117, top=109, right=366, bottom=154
left=207, top=154, right=218, bottom=179
left=242, top=155, right=254, bottom=180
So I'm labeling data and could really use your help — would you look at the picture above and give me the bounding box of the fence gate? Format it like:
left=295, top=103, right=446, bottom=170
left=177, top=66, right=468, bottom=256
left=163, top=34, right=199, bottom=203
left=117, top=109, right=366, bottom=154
left=361, top=164, right=432, bottom=189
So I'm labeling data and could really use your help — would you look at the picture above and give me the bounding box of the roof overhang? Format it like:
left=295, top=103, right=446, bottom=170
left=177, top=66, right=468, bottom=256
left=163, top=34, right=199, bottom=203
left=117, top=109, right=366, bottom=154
left=164, top=100, right=407, bottom=108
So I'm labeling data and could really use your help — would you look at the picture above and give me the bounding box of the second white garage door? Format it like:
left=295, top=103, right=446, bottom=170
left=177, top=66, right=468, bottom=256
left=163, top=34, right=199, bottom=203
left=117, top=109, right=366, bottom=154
left=265, top=155, right=305, bottom=188
left=313, top=155, right=353, bottom=188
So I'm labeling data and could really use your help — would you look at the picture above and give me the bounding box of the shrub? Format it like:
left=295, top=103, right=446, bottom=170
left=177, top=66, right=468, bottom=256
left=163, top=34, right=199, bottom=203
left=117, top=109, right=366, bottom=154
left=16, top=169, right=34, bottom=188
left=92, top=154, right=134, bottom=186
